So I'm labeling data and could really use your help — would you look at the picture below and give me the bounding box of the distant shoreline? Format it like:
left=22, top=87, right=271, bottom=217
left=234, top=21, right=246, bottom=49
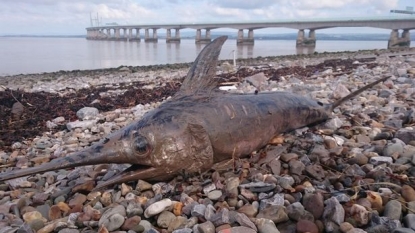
left=2, top=33, right=414, bottom=41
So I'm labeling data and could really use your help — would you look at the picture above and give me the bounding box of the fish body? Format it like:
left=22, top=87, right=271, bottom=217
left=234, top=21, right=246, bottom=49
left=0, top=36, right=389, bottom=189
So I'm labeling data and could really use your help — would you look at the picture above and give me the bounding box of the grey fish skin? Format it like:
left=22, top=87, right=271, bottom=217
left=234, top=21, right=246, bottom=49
left=0, top=36, right=389, bottom=189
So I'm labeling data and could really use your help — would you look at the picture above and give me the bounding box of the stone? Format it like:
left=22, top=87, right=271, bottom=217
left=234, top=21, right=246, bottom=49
left=396, top=129, right=415, bottom=144
left=207, top=190, right=222, bottom=201
left=392, top=228, right=415, bottom=233
left=245, top=72, right=268, bottom=88
left=296, top=219, right=318, bottom=233
left=157, top=211, right=176, bottom=229
left=402, top=185, right=415, bottom=202
left=323, top=197, right=345, bottom=230
left=197, top=221, right=215, bottom=233
left=99, top=205, right=127, bottom=231
left=255, top=218, right=281, bottom=233
left=303, top=192, right=324, bottom=219
left=332, top=83, right=350, bottom=99
left=68, top=193, right=86, bottom=208
left=370, top=156, right=393, bottom=166
left=76, top=107, right=99, bottom=120
left=383, top=138, right=405, bottom=157
left=121, top=216, right=141, bottom=231
left=286, top=202, right=313, bottom=221
left=257, top=205, right=288, bottom=224
left=235, top=213, right=257, bottom=231
left=403, top=214, right=415, bottom=231
left=383, top=200, right=402, bottom=220
left=237, top=204, right=258, bottom=218
left=66, top=120, right=96, bottom=130
left=218, top=226, right=256, bottom=233
left=349, top=204, right=369, bottom=226
left=191, top=204, right=206, bottom=218
left=23, top=211, right=47, bottom=223
left=144, top=199, right=172, bottom=218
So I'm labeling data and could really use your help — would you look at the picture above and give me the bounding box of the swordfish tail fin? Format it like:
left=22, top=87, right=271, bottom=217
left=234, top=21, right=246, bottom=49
left=330, top=75, right=390, bottom=110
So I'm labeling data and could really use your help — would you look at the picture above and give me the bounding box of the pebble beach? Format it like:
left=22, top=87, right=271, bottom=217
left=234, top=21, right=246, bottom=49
left=1, top=48, right=415, bottom=233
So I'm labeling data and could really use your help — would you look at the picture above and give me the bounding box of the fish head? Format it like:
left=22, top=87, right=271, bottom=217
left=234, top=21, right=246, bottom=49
left=103, top=116, right=214, bottom=181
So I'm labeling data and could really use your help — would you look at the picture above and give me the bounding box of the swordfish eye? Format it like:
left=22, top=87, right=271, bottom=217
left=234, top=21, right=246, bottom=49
left=134, top=135, right=151, bottom=156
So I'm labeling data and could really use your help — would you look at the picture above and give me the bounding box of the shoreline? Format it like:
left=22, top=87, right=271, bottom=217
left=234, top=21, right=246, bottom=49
left=1, top=46, right=415, bottom=81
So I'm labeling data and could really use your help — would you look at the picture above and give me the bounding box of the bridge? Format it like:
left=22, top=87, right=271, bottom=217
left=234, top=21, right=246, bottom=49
left=85, top=16, right=415, bottom=49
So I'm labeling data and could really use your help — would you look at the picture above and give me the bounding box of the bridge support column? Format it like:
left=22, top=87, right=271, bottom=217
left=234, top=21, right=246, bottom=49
left=296, top=29, right=316, bottom=48
left=237, top=29, right=254, bottom=45
left=195, top=29, right=212, bottom=44
left=114, top=28, right=121, bottom=40
left=166, top=29, right=181, bottom=43
left=106, top=29, right=112, bottom=39
left=130, top=29, right=141, bottom=41
left=145, top=29, right=158, bottom=42
left=388, top=29, right=411, bottom=49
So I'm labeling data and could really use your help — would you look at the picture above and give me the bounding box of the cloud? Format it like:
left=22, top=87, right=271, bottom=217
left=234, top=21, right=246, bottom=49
left=0, top=0, right=407, bottom=35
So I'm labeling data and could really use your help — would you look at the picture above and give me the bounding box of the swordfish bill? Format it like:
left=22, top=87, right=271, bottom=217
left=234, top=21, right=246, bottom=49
left=0, top=36, right=389, bottom=189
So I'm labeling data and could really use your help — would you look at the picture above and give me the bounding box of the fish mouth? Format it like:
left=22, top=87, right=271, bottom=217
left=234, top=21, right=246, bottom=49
left=94, top=164, right=161, bottom=191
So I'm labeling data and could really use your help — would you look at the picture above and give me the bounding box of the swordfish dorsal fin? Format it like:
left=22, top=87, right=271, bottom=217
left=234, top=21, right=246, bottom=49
left=178, top=36, right=228, bottom=95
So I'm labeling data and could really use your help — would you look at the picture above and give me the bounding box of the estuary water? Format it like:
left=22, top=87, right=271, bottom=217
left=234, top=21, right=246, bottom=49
left=0, top=37, right=413, bottom=76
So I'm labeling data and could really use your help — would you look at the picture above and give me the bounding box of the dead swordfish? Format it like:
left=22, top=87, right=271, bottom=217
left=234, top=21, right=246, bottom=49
left=0, top=36, right=389, bottom=190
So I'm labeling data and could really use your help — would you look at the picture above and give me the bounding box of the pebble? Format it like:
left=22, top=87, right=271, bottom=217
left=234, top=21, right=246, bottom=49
left=144, top=199, right=172, bottom=218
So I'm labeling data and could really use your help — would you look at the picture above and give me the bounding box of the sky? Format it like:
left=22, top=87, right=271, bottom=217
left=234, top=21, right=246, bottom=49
left=0, top=0, right=414, bottom=36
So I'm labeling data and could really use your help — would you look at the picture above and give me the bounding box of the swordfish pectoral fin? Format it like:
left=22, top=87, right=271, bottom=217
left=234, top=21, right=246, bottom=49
left=178, top=36, right=228, bottom=95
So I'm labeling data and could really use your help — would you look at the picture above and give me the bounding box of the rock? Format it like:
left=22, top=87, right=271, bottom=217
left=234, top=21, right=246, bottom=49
left=99, top=205, right=126, bottom=231
left=403, top=214, right=415, bottom=231
left=121, top=216, right=141, bottom=231
left=296, top=219, right=319, bottom=233
left=245, top=72, right=268, bottom=88
left=402, top=185, right=415, bottom=202
left=207, top=190, right=222, bottom=201
left=235, top=212, right=257, bottom=231
left=66, top=120, right=96, bottom=130
left=286, top=202, right=313, bottom=221
left=144, top=199, right=172, bottom=218
left=324, top=117, right=343, bottom=130
left=76, top=107, right=99, bottom=120
left=218, top=226, right=256, bottom=233
left=370, top=156, right=393, bottom=166
left=396, top=129, right=415, bottom=144
left=323, top=197, right=345, bottom=231
left=257, top=205, right=288, bottom=224
left=237, top=204, right=258, bottom=218
left=23, top=211, right=47, bottom=223
left=197, top=221, right=215, bottom=233
left=191, top=204, right=206, bottom=218
left=392, top=228, right=415, bottom=233
left=383, top=138, right=405, bottom=157
left=332, top=83, right=350, bottom=99
left=383, top=200, right=402, bottom=220
left=303, top=192, right=324, bottom=219
left=239, top=182, right=276, bottom=193
left=349, top=204, right=370, bottom=226
left=255, top=218, right=281, bottom=233
left=157, top=211, right=176, bottom=228
left=68, top=193, right=86, bottom=208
